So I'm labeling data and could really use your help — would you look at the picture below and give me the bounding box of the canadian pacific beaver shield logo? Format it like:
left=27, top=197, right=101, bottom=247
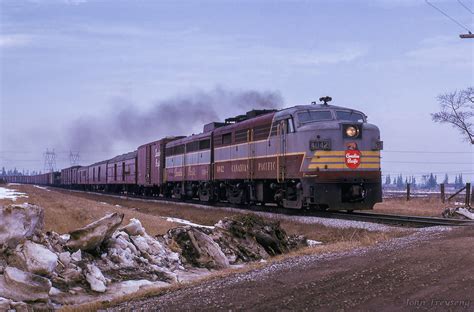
left=345, top=143, right=361, bottom=169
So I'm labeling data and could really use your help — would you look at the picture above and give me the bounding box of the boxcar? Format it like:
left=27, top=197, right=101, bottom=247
left=137, top=136, right=183, bottom=195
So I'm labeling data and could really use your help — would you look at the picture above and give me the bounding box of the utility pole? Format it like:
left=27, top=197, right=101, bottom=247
left=43, top=149, right=57, bottom=173
left=69, top=151, right=80, bottom=166
left=460, top=33, right=474, bottom=39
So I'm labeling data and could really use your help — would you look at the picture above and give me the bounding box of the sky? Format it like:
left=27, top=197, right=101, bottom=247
left=0, top=0, right=473, bottom=183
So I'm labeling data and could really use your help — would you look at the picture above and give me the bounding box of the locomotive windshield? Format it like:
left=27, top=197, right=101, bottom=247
left=297, top=110, right=332, bottom=124
left=336, top=111, right=365, bottom=122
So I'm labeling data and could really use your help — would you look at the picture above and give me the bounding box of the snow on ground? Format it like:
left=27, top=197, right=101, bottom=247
left=164, top=217, right=215, bottom=229
left=34, top=185, right=50, bottom=191
left=307, top=239, right=323, bottom=247
left=0, top=187, right=28, bottom=201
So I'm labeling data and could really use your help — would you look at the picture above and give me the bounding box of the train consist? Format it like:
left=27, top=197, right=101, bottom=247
left=5, top=99, right=383, bottom=210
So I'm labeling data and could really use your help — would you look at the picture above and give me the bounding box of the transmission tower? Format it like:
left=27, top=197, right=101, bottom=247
left=43, top=149, right=57, bottom=173
left=69, top=151, right=80, bottom=166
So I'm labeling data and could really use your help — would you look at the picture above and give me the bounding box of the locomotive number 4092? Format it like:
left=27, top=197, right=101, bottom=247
left=310, top=139, right=331, bottom=151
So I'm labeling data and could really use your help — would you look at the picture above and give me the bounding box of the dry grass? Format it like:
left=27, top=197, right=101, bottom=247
left=0, top=185, right=179, bottom=236
left=373, top=197, right=459, bottom=217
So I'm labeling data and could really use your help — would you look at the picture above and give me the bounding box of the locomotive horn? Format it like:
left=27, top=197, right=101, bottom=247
left=319, top=96, right=332, bottom=105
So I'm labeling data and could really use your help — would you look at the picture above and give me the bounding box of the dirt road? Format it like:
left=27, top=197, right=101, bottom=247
left=109, top=226, right=474, bottom=311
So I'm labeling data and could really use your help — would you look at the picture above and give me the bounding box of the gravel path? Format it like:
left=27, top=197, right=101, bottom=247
left=105, top=225, right=474, bottom=312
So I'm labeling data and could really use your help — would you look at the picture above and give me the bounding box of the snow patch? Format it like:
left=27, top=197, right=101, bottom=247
left=455, top=208, right=474, bottom=220
left=307, top=239, right=323, bottom=247
left=0, top=187, right=28, bottom=201
left=33, top=185, right=50, bottom=191
left=164, top=217, right=214, bottom=229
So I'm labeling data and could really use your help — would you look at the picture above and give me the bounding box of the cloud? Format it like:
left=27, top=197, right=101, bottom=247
left=0, top=34, right=32, bottom=48
left=292, top=47, right=368, bottom=66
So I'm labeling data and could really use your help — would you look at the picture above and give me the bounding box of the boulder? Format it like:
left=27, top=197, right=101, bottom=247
left=0, top=297, right=12, bottom=310
left=0, top=266, right=51, bottom=302
left=166, top=227, right=229, bottom=269
left=8, top=241, right=58, bottom=276
left=120, top=218, right=145, bottom=236
left=0, top=204, right=44, bottom=251
left=211, top=215, right=290, bottom=263
left=66, top=213, right=124, bottom=251
left=85, top=264, right=107, bottom=293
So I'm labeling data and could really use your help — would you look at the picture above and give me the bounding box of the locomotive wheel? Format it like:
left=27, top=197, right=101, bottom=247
left=198, top=184, right=213, bottom=202
left=227, top=185, right=246, bottom=204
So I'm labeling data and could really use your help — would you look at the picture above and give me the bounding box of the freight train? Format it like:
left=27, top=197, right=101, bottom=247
left=4, top=98, right=383, bottom=210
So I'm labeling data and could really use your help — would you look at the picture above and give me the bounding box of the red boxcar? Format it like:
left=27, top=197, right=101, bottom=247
left=137, top=137, right=183, bottom=193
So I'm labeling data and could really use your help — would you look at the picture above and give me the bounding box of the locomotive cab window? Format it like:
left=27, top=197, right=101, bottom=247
left=336, top=111, right=365, bottom=123
left=297, top=110, right=332, bottom=125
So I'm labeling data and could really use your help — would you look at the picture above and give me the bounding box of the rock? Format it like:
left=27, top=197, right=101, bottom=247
left=8, top=241, right=58, bottom=276
left=166, top=227, right=229, bottom=269
left=10, top=301, right=29, bottom=312
left=0, top=266, right=51, bottom=302
left=102, top=229, right=180, bottom=283
left=120, top=218, right=145, bottom=236
left=0, top=297, right=12, bottom=310
left=71, top=250, right=82, bottom=262
left=85, top=264, right=107, bottom=293
left=59, top=252, right=71, bottom=267
left=66, top=213, right=124, bottom=252
left=0, top=204, right=44, bottom=251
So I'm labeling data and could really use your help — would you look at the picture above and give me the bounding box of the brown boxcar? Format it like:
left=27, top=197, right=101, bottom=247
left=137, top=137, right=183, bottom=194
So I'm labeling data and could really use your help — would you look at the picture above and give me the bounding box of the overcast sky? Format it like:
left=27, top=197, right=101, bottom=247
left=0, top=0, right=472, bottom=183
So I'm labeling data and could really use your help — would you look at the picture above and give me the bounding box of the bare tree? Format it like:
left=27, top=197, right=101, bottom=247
left=432, top=87, right=474, bottom=144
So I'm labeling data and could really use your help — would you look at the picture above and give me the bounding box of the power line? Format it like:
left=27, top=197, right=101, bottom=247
left=457, top=0, right=474, bottom=15
left=425, top=0, right=472, bottom=34
left=383, top=150, right=472, bottom=154
left=383, top=160, right=472, bottom=164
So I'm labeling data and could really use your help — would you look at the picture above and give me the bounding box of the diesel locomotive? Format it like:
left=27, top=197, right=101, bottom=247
left=5, top=97, right=383, bottom=211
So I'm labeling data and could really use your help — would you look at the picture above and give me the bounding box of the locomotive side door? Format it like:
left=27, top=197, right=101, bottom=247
left=277, top=119, right=288, bottom=182
left=247, top=129, right=254, bottom=181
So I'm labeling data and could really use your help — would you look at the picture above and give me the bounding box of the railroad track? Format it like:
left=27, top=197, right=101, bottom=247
left=53, top=187, right=474, bottom=228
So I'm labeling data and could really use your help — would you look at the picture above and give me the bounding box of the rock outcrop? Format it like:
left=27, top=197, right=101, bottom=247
left=0, top=203, right=308, bottom=310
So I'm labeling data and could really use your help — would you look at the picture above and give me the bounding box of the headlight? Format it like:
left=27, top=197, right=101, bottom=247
left=345, top=126, right=359, bottom=137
